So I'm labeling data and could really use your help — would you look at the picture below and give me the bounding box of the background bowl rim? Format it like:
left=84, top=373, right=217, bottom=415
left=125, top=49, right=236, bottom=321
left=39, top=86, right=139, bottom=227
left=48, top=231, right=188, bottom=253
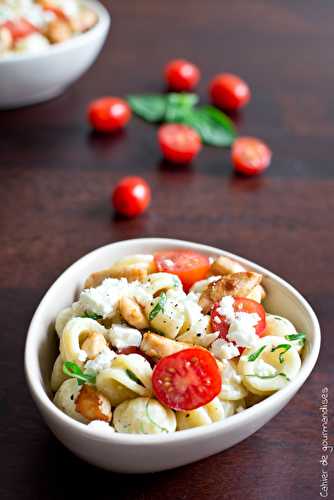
left=24, top=237, right=321, bottom=446
left=0, top=0, right=110, bottom=65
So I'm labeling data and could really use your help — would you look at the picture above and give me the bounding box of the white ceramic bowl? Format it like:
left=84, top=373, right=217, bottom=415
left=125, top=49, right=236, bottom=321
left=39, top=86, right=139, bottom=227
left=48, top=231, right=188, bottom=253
left=25, top=238, right=321, bottom=473
left=0, top=1, right=110, bottom=108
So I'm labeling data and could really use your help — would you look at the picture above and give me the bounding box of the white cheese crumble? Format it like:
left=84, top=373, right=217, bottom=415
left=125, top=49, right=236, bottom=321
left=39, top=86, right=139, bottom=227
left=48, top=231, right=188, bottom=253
left=216, top=296, right=235, bottom=323
left=108, top=324, right=142, bottom=350
left=79, top=278, right=129, bottom=318
left=255, top=359, right=277, bottom=377
left=88, top=420, right=115, bottom=432
left=84, top=348, right=116, bottom=374
left=77, top=350, right=87, bottom=363
left=211, top=338, right=240, bottom=360
left=227, top=312, right=261, bottom=348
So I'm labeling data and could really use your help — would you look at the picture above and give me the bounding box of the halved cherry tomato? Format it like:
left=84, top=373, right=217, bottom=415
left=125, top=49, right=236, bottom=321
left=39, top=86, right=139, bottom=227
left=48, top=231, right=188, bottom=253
left=112, top=176, right=151, bottom=217
left=3, top=18, right=38, bottom=41
left=158, top=124, right=202, bottom=164
left=88, top=97, right=131, bottom=133
left=154, top=250, right=210, bottom=292
left=164, top=59, right=201, bottom=91
left=232, top=137, right=272, bottom=176
left=209, top=73, right=251, bottom=111
left=211, top=297, right=266, bottom=341
left=152, top=348, right=221, bottom=411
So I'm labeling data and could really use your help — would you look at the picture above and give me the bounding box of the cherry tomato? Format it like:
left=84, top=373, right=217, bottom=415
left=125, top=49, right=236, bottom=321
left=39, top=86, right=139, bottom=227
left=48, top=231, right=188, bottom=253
left=154, top=250, right=210, bottom=292
left=112, top=176, right=151, bottom=217
left=164, top=59, right=201, bottom=91
left=158, top=124, right=202, bottom=164
left=88, top=97, right=131, bottom=133
left=211, top=297, right=266, bottom=341
left=209, top=73, right=251, bottom=111
left=231, top=137, right=272, bottom=175
left=152, top=348, right=221, bottom=410
left=3, top=18, right=38, bottom=40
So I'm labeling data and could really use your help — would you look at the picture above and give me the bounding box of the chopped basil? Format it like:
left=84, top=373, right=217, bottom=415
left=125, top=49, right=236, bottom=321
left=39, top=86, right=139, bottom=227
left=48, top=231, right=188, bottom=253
left=149, top=292, right=167, bottom=321
left=63, top=361, right=96, bottom=386
left=82, top=311, right=103, bottom=321
left=126, top=369, right=144, bottom=386
left=271, top=344, right=291, bottom=364
left=245, top=372, right=290, bottom=382
left=285, top=333, right=306, bottom=342
left=248, top=345, right=266, bottom=362
left=145, top=400, right=169, bottom=433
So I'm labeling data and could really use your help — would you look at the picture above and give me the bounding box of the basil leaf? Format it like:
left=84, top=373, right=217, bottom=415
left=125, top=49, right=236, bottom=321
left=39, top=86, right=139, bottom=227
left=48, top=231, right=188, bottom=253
left=127, top=94, right=167, bottom=122
left=126, top=369, right=144, bottom=386
left=181, top=105, right=237, bottom=147
left=63, top=361, right=96, bottom=386
left=271, top=344, right=291, bottom=364
left=165, top=93, right=199, bottom=122
left=245, top=372, right=290, bottom=382
left=248, top=345, right=266, bottom=362
left=285, top=333, right=306, bottom=342
left=149, top=292, right=167, bottom=321
left=83, top=311, right=103, bottom=321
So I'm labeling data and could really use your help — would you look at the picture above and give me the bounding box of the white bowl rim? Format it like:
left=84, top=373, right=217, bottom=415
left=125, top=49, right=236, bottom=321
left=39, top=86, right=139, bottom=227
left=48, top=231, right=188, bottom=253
left=0, top=0, right=110, bottom=65
left=25, top=237, right=321, bottom=446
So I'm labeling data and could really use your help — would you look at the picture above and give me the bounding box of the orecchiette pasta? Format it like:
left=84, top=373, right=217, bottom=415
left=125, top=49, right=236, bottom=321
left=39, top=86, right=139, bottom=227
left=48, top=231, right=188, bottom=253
left=50, top=250, right=305, bottom=436
left=113, top=397, right=176, bottom=434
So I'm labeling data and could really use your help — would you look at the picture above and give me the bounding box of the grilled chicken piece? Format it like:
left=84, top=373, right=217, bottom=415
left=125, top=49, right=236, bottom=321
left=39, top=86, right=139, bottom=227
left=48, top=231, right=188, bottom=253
left=209, top=256, right=246, bottom=276
left=140, top=332, right=192, bottom=360
left=84, top=266, right=147, bottom=288
left=75, top=385, right=112, bottom=422
left=199, top=272, right=262, bottom=314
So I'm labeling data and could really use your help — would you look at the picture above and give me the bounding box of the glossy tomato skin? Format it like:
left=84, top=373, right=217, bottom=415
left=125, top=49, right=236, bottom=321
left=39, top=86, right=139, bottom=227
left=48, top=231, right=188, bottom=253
left=3, top=18, right=38, bottom=40
left=165, top=59, right=201, bottom=91
left=112, top=176, right=151, bottom=217
left=209, top=73, right=251, bottom=111
left=211, top=297, right=266, bottom=340
left=88, top=97, right=131, bottom=133
left=152, top=348, right=221, bottom=411
left=154, top=250, right=210, bottom=292
left=158, top=124, right=202, bottom=164
left=232, top=137, right=272, bottom=176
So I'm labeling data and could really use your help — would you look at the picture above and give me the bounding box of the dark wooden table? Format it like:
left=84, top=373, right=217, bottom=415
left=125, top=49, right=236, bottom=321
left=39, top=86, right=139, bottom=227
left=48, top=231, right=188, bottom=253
left=0, top=1, right=333, bottom=499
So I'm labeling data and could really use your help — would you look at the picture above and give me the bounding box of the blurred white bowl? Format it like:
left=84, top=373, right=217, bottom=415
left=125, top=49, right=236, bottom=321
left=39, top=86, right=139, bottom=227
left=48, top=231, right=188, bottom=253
left=24, top=238, right=321, bottom=473
left=0, top=0, right=110, bottom=108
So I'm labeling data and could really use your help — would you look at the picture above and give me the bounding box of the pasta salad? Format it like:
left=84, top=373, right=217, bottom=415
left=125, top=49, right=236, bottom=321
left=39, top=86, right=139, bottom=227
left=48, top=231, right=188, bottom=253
left=0, top=0, right=97, bottom=57
left=51, top=250, right=305, bottom=435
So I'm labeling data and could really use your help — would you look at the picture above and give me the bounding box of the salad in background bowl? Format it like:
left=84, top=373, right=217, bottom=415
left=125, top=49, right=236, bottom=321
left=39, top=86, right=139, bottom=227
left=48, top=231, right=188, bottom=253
left=0, top=0, right=110, bottom=108
left=25, top=238, right=320, bottom=473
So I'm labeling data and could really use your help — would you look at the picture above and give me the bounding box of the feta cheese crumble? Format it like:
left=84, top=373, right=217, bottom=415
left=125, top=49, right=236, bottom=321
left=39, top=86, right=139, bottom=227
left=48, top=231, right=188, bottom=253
left=216, top=296, right=235, bottom=323
left=84, top=348, right=116, bottom=374
left=211, top=338, right=240, bottom=360
left=79, top=278, right=129, bottom=319
left=227, top=312, right=261, bottom=348
left=88, top=420, right=115, bottom=432
left=108, top=324, right=142, bottom=350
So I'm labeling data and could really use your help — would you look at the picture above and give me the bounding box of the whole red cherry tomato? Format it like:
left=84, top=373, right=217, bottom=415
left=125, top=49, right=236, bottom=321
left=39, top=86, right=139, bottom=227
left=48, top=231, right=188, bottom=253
left=152, top=348, right=221, bottom=411
left=231, top=137, right=272, bottom=175
left=88, top=97, right=131, bottom=133
left=3, top=18, right=38, bottom=40
left=165, top=59, right=201, bottom=91
left=112, top=176, right=151, bottom=217
left=158, top=124, right=202, bottom=164
left=209, top=73, right=251, bottom=111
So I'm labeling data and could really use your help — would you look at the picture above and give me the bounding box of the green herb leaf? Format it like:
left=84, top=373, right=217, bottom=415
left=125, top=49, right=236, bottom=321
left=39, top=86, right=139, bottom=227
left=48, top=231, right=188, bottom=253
left=248, top=345, right=266, bottom=362
left=245, top=372, right=290, bottom=382
left=271, top=344, right=291, bottom=363
left=285, top=333, right=306, bottom=342
left=165, top=92, right=199, bottom=122
left=63, top=361, right=96, bottom=386
left=127, top=94, right=167, bottom=122
left=126, top=369, right=144, bottom=386
left=181, top=105, right=237, bottom=146
left=83, top=311, right=103, bottom=321
left=149, top=292, right=167, bottom=321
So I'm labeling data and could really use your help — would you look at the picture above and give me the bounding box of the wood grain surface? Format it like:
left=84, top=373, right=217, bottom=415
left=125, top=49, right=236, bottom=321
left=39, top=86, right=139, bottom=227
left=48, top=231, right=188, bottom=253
left=0, top=1, right=333, bottom=499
